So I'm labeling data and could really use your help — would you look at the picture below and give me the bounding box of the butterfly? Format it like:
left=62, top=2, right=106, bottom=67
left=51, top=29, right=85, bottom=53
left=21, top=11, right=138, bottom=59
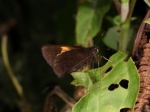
left=41, top=45, right=99, bottom=77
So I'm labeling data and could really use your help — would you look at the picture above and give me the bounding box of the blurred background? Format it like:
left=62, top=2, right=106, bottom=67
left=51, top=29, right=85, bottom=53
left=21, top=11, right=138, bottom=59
left=0, top=0, right=148, bottom=112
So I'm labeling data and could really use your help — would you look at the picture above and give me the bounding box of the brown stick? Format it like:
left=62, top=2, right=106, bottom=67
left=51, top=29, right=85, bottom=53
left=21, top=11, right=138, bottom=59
left=132, top=10, right=150, bottom=58
left=44, top=86, right=76, bottom=112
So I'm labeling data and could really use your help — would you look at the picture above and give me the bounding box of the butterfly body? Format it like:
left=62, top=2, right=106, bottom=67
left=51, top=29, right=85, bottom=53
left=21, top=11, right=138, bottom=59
left=41, top=45, right=99, bottom=77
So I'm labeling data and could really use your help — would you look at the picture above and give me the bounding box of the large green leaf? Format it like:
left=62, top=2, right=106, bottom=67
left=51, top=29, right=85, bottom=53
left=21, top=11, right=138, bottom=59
left=76, top=0, right=112, bottom=47
left=71, top=52, right=139, bottom=112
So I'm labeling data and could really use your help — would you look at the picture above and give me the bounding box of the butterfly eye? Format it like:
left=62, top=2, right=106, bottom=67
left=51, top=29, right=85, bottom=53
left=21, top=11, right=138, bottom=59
left=93, top=48, right=99, bottom=54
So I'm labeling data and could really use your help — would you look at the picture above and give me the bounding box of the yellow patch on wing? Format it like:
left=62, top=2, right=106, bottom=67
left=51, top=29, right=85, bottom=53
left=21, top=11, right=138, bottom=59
left=57, top=46, right=71, bottom=56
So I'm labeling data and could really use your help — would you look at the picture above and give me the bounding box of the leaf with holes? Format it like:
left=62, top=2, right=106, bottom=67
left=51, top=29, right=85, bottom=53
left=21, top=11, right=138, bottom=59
left=71, top=52, right=140, bottom=112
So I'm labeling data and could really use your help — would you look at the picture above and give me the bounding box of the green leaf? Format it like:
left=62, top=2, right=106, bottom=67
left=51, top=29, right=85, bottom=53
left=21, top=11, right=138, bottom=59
left=103, top=26, right=134, bottom=52
left=71, top=68, right=102, bottom=90
left=76, top=1, right=112, bottom=47
left=71, top=52, right=139, bottom=112
left=113, top=15, right=121, bottom=26
left=71, top=72, right=93, bottom=90
left=103, top=26, right=121, bottom=50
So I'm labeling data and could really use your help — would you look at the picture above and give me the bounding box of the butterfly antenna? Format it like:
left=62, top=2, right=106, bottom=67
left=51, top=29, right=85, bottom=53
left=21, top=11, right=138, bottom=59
left=95, top=31, right=106, bottom=46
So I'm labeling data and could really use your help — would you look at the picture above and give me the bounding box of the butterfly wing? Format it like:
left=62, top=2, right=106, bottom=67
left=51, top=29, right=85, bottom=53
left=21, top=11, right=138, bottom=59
left=41, top=45, right=98, bottom=77
left=41, top=45, right=87, bottom=77
left=41, top=45, right=63, bottom=66
left=52, top=48, right=88, bottom=77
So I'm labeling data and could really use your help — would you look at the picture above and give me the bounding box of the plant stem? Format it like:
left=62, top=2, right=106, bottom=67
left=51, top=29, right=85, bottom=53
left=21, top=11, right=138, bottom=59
left=119, top=0, right=136, bottom=53
left=2, top=35, right=24, bottom=100
left=2, top=35, right=31, bottom=112
left=1, top=35, right=31, bottom=112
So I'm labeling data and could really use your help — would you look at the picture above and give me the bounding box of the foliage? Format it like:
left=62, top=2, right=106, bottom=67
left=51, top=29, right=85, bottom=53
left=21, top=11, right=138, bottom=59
left=76, top=0, right=112, bottom=47
left=0, top=0, right=147, bottom=112
left=71, top=52, right=139, bottom=112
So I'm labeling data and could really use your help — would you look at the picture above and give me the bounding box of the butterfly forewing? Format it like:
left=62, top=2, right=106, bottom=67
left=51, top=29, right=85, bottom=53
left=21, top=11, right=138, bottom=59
left=42, top=45, right=81, bottom=65
left=41, top=45, right=99, bottom=77
left=54, top=48, right=91, bottom=76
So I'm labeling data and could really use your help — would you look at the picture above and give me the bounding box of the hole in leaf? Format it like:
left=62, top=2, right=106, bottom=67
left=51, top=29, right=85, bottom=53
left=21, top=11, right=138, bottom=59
left=119, top=79, right=129, bottom=89
left=120, top=108, right=131, bottom=112
left=105, top=66, right=112, bottom=73
left=108, top=84, right=119, bottom=91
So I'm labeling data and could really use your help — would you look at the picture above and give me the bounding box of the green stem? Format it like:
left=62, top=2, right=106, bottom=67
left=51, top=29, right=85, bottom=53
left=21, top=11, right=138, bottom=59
left=119, top=0, right=136, bottom=53
left=1, top=35, right=25, bottom=100
left=119, top=21, right=130, bottom=52
left=127, top=0, right=136, bottom=20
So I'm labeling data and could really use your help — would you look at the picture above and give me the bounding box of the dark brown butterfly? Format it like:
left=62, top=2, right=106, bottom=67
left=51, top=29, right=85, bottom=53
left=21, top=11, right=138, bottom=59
left=41, top=45, right=99, bottom=77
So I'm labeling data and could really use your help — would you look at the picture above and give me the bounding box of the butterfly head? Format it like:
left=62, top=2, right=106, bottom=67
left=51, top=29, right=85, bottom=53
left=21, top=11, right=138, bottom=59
left=92, top=46, right=99, bottom=55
